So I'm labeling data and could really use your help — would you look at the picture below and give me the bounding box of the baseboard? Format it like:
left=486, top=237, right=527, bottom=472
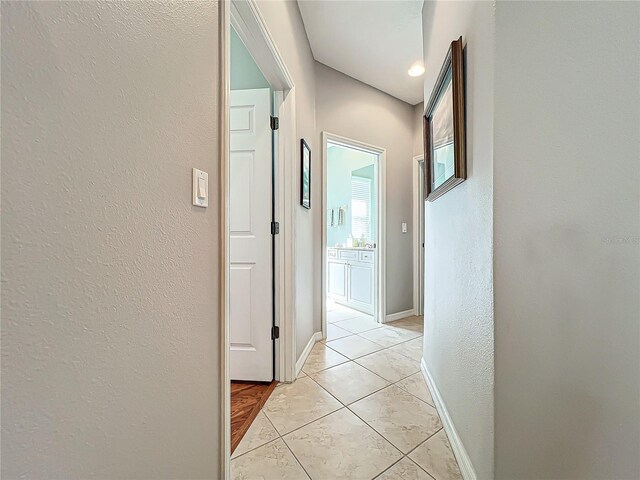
left=421, top=358, right=477, bottom=480
left=295, top=332, right=322, bottom=378
left=384, top=309, right=415, bottom=323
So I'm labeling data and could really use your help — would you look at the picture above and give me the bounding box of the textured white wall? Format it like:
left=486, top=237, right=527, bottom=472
left=315, top=62, right=416, bottom=315
left=493, top=2, right=640, bottom=478
left=1, top=2, right=221, bottom=478
left=255, top=0, right=320, bottom=360
left=421, top=1, right=495, bottom=478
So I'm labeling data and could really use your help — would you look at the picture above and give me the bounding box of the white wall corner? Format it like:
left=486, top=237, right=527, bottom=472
left=421, top=358, right=478, bottom=480
left=295, top=332, right=322, bottom=379
left=384, top=309, right=415, bottom=323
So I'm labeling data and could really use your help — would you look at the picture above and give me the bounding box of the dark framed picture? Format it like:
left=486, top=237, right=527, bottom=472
left=300, top=139, right=311, bottom=209
left=424, top=36, right=466, bottom=201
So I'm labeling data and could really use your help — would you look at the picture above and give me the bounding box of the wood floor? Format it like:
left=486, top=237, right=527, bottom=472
left=231, top=380, right=278, bottom=454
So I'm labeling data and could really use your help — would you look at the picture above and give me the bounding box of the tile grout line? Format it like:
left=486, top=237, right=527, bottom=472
left=231, top=365, right=435, bottom=465
left=233, top=320, right=427, bottom=472
left=344, top=379, right=442, bottom=458
left=392, top=375, right=438, bottom=408
left=311, top=335, right=443, bottom=458
left=308, top=357, right=439, bottom=459
left=345, top=400, right=407, bottom=457
left=353, top=356, right=421, bottom=384
left=230, top=413, right=282, bottom=461
left=373, top=455, right=435, bottom=480
left=313, top=341, right=421, bottom=385
left=372, top=455, right=405, bottom=479
left=402, top=428, right=445, bottom=480
left=404, top=455, right=437, bottom=480
left=320, top=329, right=424, bottom=385
left=294, top=372, right=407, bottom=480
left=405, top=427, right=444, bottom=457
left=312, top=328, right=424, bottom=374
left=308, top=364, right=397, bottom=409
left=279, top=435, right=314, bottom=480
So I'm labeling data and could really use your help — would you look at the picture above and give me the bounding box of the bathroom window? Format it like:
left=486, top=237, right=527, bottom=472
left=351, top=176, right=372, bottom=241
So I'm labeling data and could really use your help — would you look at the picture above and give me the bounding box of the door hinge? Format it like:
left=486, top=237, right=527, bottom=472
left=270, top=116, right=279, bottom=130
left=271, top=221, right=280, bottom=235
left=271, top=326, right=280, bottom=340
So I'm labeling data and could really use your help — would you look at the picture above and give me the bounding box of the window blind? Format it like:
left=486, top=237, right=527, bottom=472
left=351, top=176, right=372, bottom=240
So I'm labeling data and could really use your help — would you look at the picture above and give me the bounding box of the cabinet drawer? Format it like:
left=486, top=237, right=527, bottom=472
left=339, top=250, right=358, bottom=261
left=359, top=251, right=374, bottom=263
left=327, top=249, right=337, bottom=259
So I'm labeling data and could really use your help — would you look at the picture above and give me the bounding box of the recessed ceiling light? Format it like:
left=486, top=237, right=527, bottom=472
left=408, top=62, right=425, bottom=77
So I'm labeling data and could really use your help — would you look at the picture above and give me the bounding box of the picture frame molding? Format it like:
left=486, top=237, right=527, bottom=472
left=300, top=138, right=311, bottom=209
left=424, top=36, right=466, bottom=202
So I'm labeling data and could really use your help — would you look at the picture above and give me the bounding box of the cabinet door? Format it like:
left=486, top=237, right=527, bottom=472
left=328, top=261, right=347, bottom=299
left=347, top=263, right=374, bottom=313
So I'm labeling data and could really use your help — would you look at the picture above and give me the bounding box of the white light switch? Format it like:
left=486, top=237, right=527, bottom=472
left=402, top=222, right=407, bottom=233
left=193, top=168, right=208, bottom=207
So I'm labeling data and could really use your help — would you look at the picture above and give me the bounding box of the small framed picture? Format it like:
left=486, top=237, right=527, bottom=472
left=301, top=139, right=311, bottom=209
left=424, top=36, right=466, bottom=201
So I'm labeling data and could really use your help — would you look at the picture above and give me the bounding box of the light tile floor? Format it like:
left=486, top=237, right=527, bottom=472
left=231, top=305, right=463, bottom=480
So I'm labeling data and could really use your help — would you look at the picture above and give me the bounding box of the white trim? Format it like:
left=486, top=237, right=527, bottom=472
left=295, top=332, right=322, bottom=377
left=421, top=358, right=478, bottom=480
left=413, top=155, right=425, bottom=316
left=218, top=3, right=230, bottom=478
left=384, top=309, right=415, bottom=323
left=321, top=132, right=387, bottom=340
left=228, top=0, right=297, bottom=384
left=273, top=88, right=297, bottom=384
left=230, top=1, right=293, bottom=90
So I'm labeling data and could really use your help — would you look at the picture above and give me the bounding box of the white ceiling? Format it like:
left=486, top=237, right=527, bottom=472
left=298, top=0, right=424, bottom=105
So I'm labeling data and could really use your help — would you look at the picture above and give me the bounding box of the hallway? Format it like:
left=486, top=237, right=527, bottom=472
left=230, top=307, right=462, bottom=480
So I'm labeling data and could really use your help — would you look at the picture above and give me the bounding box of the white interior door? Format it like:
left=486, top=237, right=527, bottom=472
left=230, top=88, right=272, bottom=382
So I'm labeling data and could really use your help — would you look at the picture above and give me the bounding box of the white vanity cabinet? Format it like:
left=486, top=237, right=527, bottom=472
left=327, top=248, right=374, bottom=315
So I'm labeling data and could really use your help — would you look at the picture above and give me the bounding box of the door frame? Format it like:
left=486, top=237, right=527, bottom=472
left=220, top=1, right=297, bottom=477
left=321, top=132, right=386, bottom=338
left=413, top=155, right=425, bottom=316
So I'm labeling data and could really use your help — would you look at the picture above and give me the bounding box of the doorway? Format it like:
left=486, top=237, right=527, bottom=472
left=221, top=2, right=298, bottom=475
left=228, top=24, right=277, bottom=455
left=228, top=48, right=274, bottom=381
left=322, top=133, right=386, bottom=339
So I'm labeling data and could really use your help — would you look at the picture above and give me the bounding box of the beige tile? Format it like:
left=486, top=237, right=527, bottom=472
left=387, top=316, right=424, bottom=334
left=388, top=337, right=424, bottom=363
left=395, top=372, right=434, bottom=406
left=263, top=377, right=342, bottom=434
left=409, top=429, right=462, bottom=480
left=328, top=308, right=367, bottom=323
left=326, top=299, right=342, bottom=312
left=326, top=335, right=384, bottom=359
left=322, top=323, right=353, bottom=342
left=231, top=438, right=309, bottom=480
left=283, top=408, right=402, bottom=480
left=376, top=457, right=434, bottom=480
left=335, top=315, right=382, bottom=334
left=232, top=411, right=279, bottom=459
left=312, top=361, right=389, bottom=405
left=297, top=370, right=308, bottom=379
left=359, top=325, right=422, bottom=347
left=356, top=349, right=420, bottom=383
left=350, top=385, right=442, bottom=453
left=302, top=342, right=349, bottom=374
